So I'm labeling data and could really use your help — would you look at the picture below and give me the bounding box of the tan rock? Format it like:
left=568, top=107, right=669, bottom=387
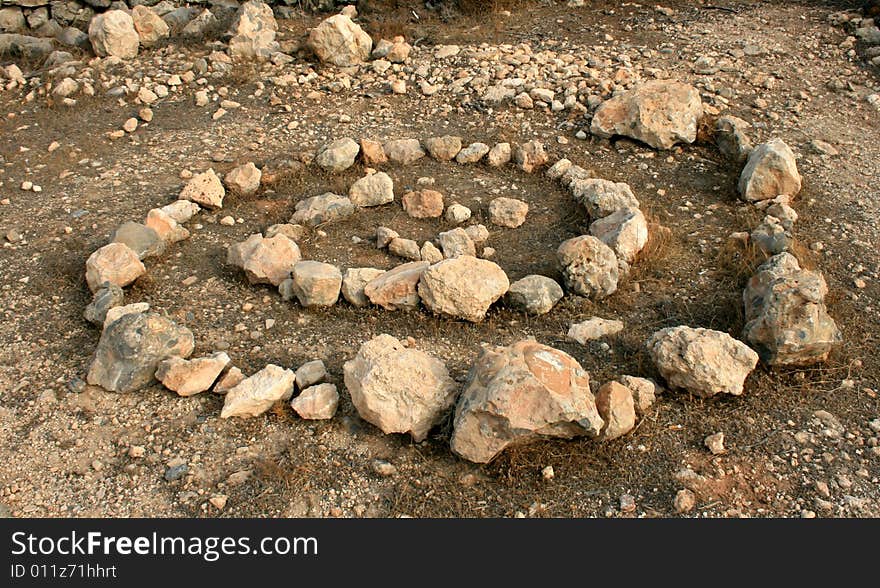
left=424, top=135, right=462, bottom=161
left=617, top=375, right=660, bottom=416
left=307, top=14, right=372, bottom=67
left=595, top=381, right=637, bottom=440
left=180, top=168, right=225, bottom=209
left=342, top=267, right=386, bottom=307
left=488, top=197, right=529, bottom=228
left=487, top=142, right=512, bottom=167
left=360, top=138, right=387, bottom=164
left=89, top=10, right=139, bottom=60
left=570, top=178, right=639, bottom=219
left=349, top=171, right=394, bottom=207
left=213, top=367, right=244, bottom=394
left=291, top=383, right=339, bottom=420
left=220, top=364, right=296, bottom=418
left=85, top=243, right=146, bottom=293
left=288, top=260, right=342, bottom=307
left=418, top=256, right=509, bottom=322
left=363, top=261, right=429, bottom=310
left=402, top=189, right=444, bottom=218
left=384, top=138, right=425, bottom=165
left=567, top=317, right=624, bottom=343
left=738, top=139, right=802, bottom=202
left=227, top=233, right=302, bottom=286
left=557, top=235, right=619, bottom=299
left=156, top=352, right=231, bottom=396
left=145, top=209, right=190, bottom=243
left=589, top=207, right=648, bottom=262
left=224, top=162, right=262, bottom=195
left=131, top=6, right=169, bottom=48
left=513, top=140, right=548, bottom=173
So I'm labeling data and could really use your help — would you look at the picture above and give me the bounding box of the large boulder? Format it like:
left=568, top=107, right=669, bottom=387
left=363, top=261, right=429, bottom=310
left=590, top=80, right=703, bottom=150
left=556, top=235, right=619, bottom=299
left=450, top=339, right=604, bottom=463
left=87, top=312, right=194, bottom=393
left=307, top=14, right=372, bottom=67
left=227, top=233, right=301, bottom=286
left=220, top=364, right=296, bottom=418
left=85, top=242, right=146, bottom=293
left=228, top=0, right=279, bottom=62
left=89, top=10, right=139, bottom=59
left=738, top=139, right=802, bottom=202
left=743, top=252, right=841, bottom=366
left=418, top=257, right=509, bottom=322
left=647, top=326, right=759, bottom=397
left=343, top=334, right=457, bottom=441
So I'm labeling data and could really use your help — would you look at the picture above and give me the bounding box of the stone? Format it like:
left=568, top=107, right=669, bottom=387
left=224, top=162, right=261, bottom=195
left=418, top=256, right=509, bottom=322
left=315, top=137, right=359, bottom=172
left=156, top=352, right=231, bottom=396
left=617, top=375, right=659, bottom=416
left=57, top=27, right=90, bottom=49
left=589, top=207, right=648, bottom=262
left=455, top=142, right=490, bottom=164
left=295, top=359, right=326, bottom=389
left=482, top=84, right=516, bottom=104
left=385, top=37, right=411, bottom=63
left=451, top=339, right=604, bottom=463
left=402, top=190, right=444, bottom=218
left=384, top=139, right=425, bottom=165
left=506, top=275, right=564, bottom=315
left=343, top=334, right=457, bottom=441
left=213, top=367, right=244, bottom=394
left=376, top=226, right=398, bottom=248
left=488, top=197, right=529, bottom=228
left=704, top=432, right=725, bottom=455
left=595, top=381, right=636, bottom=440
left=363, top=261, right=429, bottom=310
left=438, top=227, right=476, bottom=258
left=228, top=0, right=279, bottom=62
left=546, top=158, right=573, bottom=180
left=53, top=77, right=79, bottom=98
left=715, top=116, right=753, bottom=162
left=567, top=317, right=624, bottom=343
left=146, top=209, right=189, bottom=243
left=388, top=237, right=422, bottom=261
left=103, top=303, right=151, bottom=330
left=131, top=5, right=169, bottom=48
left=424, top=135, right=462, bottom=161
left=291, top=383, right=338, bottom=420
left=289, top=260, right=342, bottom=307
left=590, top=80, right=703, bottom=150
left=220, top=364, right=296, bottom=418
left=743, top=252, right=841, bottom=366
left=571, top=179, right=639, bottom=219
left=464, top=224, right=490, bottom=244
left=0, top=34, right=53, bottom=60
left=227, top=233, right=302, bottom=286
left=360, top=138, right=387, bottom=164
left=84, top=283, right=124, bottom=326
left=180, top=169, right=224, bottom=209
left=85, top=243, right=146, bottom=293
left=0, top=8, right=25, bottom=34
left=342, top=268, right=385, bottom=307
left=445, top=203, right=472, bottom=224
left=87, top=312, right=194, bottom=393
left=750, top=215, right=792, bottom=256
left=160, top=200, right=200, bottom=224
left=265, top=224, right=305, bottom=242
left=290, top=193, right=355, bottom=227
left=112, top=221, right=164, bottom=260
left=557, top=235, right=619, bottom=299
left=307, top=14, right=372, bottom=67
left=181, top=9, right=217, bottom=38
left=560, top=165, right=594, bottom=188
left=487, top=142, right=512, bottom=167
left=738, top=139, right=802, bottom=202
left=674, top=489, right=696, bottom=514
left=89, top=10, right=139, bottom=59
left=647, top=326, right=759, bottom=397
left=349, top=172, right=394, bottom=207
left=513, top=140, right=548, bottom=173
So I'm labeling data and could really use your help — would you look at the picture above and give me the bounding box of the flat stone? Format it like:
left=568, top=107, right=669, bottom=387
left=363, top=261, right=429, bottom=310
left=156, top=352, right=231, bottom=396
left=220, top=364, right=296, bottom=418
left=341, top=267, right=386, bottom=307
left=112, top=221, right=164, bottom=260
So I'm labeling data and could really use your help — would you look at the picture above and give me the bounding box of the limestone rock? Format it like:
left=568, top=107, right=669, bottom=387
left=85, top=243, right=146, bottom=293
left=343, top=334, right=457, bottom=441
left=349, top=171, right=394, bottom=207
left=557, top=235, right=619, bottom=299
left=571, top=179, right=639, bottom=219
left=289, top=260, right=342, bottom=307
left=103, top=303, right=151, bottom=330
left=146, top=209, right=190, bottom=243
left=342, top=267, right=385, bottom=307
left=315, top=137, right=359, bottom=172
left=180, top=168, right=225, bottom=209
left=567, top=317, right=624, bottom=343
left=224, top=162, right=261, bottom=195
left=112, top=221, right=164, bottom=260
left=89, top=10, right=139, bottom=60
left=388, top=237, right=422, bottom=261
left=420, top=241, right=444, bottom=264
left=418, top=256, right=509, bottom=322
left=438, top=227, right=476, bottom=258
left=87, top=312, right=194, bottom=393
left=424, top=135, right=462, bottom=161
left=160, top=200, right=200, bottom=224
left=595, top=381, right=636, bottom=440
left=213, top=367, right=244, bottom=394
left=131, top=6, right=169, bottom=48
left=445, top=203, right=472, bottom=224
left=488, top=197, right=529, bottom=228
left=590, top=80, right=703, bottom=149
left=295, top=359, right=326, bottom=390
left=715, top=116, right=753, bottom=162
left=375, top=226, right=399, bottom=248
left=743, top=252, right=841, bottom=366
left=455, top=142, right=490, bottom=164
left=738, top=139, right=802, bottom=202
left=617, top=375, right=660, bottom=416
left=506, top=275, right=564, bottom=315
left=360, top=138, right=387, bottom=164
left=228, top=0, right=279, bottom=62
left=290, top=193, right=355, bottom=226
left=513, top=140, right=548, bottom=173
left=291, top=383, right=339, bottom=420
left=307, top=14, right=372, bottom=67
left=647, top=326, right=759, bottom=397
left=220, top=364, right=296, bottom=418
left=487, top=142, right=512, bottom=167
left=156, top=352, right=231, bottom=396
left=589, top=207, right=648, bottom=263
left=450, top=339, right=604, bottom=463
left=402, top=189, right=444, bottom=218
left=363, top=261, right=429, bottom=310
left=227, top=233, right=301, bottom=286
left=383, top=138, right=425, bottom=165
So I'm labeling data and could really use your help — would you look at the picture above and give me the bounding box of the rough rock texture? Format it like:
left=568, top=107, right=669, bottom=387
left=424, top=135, right=462, bottom=161
left=289, top=260, right=342, bottom=307
left=738, top=139, right=802, bottom=202
left=488, top=197, right=529, bottom=228
left=146, top=209, right=190, bottom=243
left=388, top=237, right=421, bottom=261
left=307, top=14, right=372, bottom=67
left=227, top=233, right=301, bottom=286
left=589, top=207, right=648, bottom=263
left=228, top=0, right=279, bottom=62
left=342, top=267, right=386, bottom=307
left=402, top=189, right=444, bottom=218
left=131, top=6, right=169, bottom=48
left=87, top=312, right=194, bottom=393
left=85, top=242, right=146, bottom=293
left=112, top=221, right=164, bottom=260
left=360, top=138, right=387, bottom=164
left=556, top=235, right=619, bottom=299
left=513, top=140, right=548, bottom=172
left=418, top=256, right=509, bottom=322
left=315, top=137, right=359, bottom=172
left=450, top=340, right=604, bottom=463
left=455, top=142, right=490, bottom=164
left=291, top=383, right=339, bottom=420
left=647, top=326, right=759, bottom=397
left=220, top=364, right=296, bottom=418
left=590, top=80, right=703, bottom=149
left=506, top=275, right=564, bottom=315
left=715, top=115, right=753, bottom=162
left=295, top=359, right=326, bottom=390
left=343, top=334, right=457, bottom=441
left=224, top=162, right=261, bottom=195
left=617, top=375, right=660, bottom=416
left=89, top=10, right=139, bottom=59
left=84, top=283, right=124, bottom=326
left=156, top=352, right=231, bottom=397
left=487, top=142, right=512, bottom=167
left=571, top=178, right=639, bottom=219
left=180, top=168, right=224, bottom=209
left=567, top=317, right=624, bottom=343
left=290, top=193, right=355, bottom=226
left=103, top=303, right=150, bottom=330
left=349, top=171, right=394, bottom=207
left=363, top=261, right=429, bottom=310
left=384, top=138, right=425, bottom=165
left=743, top=252, right=841, bottom=366
left=595, top=381, right=637, bottom=440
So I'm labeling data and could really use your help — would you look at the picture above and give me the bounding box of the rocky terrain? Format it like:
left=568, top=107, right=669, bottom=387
left=0, top=0, right=878, bottom=518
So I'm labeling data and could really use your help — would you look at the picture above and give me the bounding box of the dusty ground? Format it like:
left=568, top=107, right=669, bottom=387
left=0, top=0, right=878, bottom=518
